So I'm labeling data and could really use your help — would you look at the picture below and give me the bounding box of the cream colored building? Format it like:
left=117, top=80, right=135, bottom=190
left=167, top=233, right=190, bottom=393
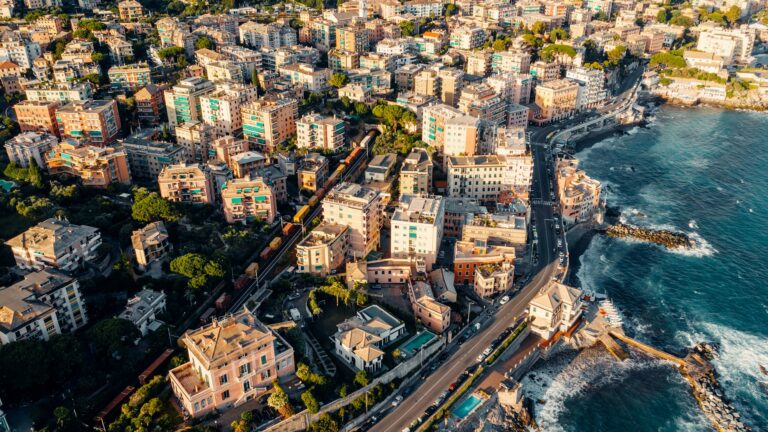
left=556, top=158, right=602, bottom=226
left=131, top=221, right=172, bottom=270
left=242, top=96, right=298, bottom=151
left=158, top=163, right=217, bottom=205
left=296, top=113, right=345, bottom=151
left=322, top=182, right=383, bottom=259
left=400, top=148, right=433, bottom=197
left=169, top=310, right=295, bottom=418
left=5, top=218, right=101, bottom=272
left=278, top=63, right=331, bottom=92
left=528, top=281, right=583, bottom=339
left=296, top=221, right=349, bottom=276
left=391, top=195, right=445, bottom=271
left=200, top=83, right=259, bottom=139
left=461, top=213, right=527, bottom=254
left=221, top=175, right=277, bottom=224
left=535, top=78, right=579, bottom=122
left=297, top=152, right=329, bottom=192
left=474, top=261, right=514, bottom=298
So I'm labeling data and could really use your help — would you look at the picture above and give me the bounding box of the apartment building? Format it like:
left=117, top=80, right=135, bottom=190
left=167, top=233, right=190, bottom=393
left=108, top=63, right=151, bottom=92
left=14, top=100, right=60, bottom=137
left=556, top=158, right=603, bottom=225
left=486, top=73, right=533, bottom=107
left=254, top=165, right=287, bottom=204
left=169, top=310, right=295, bottom=417
left=4, top=131, right=57, bottom=168
left=458, top=82, right=506, bottom=127
left=199, top=83, right=259, bottom=139
left=491, top=50, right=531, bottom=75
left=474, top=261, right=514, bottom=298
left=322, top=182, right=383, bottom=259
left=210, top=135, right=249, bottom=168
left=534, top=78, right=579, bottom=122
left=466, top=50, right=490, bottom=77
left=278, top=63, right=331, bottom=92
left=421, top=103, right=465, bottom=152
left=46, top=141, right=131, bottom=187
left=530, top=60, right=561, bottom=82
left=135, top=84, right=166, bottom=125
left=391, top=195, right=445, bottom=271
left=117, top=0, right=144, bottom=21
left=0, top=30, right=41, bottom=70
left=449, top=26, right=486, bottom=50
left=447, top=155, right=531, bottom=201
left=329, top=49, right=360, bottom=71
left=566, top=67, right=607, bottom=109
left=242, top=96, right=298, bottom=151
left=453, top=239, right=515, bottom=286
left=122, top=132, right=185, bottom=179
left=364, top=153, right=396, bottom=183
left=118, top=289, right=166, bottom=336
left=158, top=163, right=217, bottom=205
left=696, top=26, right=756, bottom=65
left=0, top=269, right=88, bottom=345
left=297, top=152, right=329, bottom=192
left=443, top=198, right=487, bottom=239
left=164, top=77, right=215, bottom=129
left=529, top=281, right=583, bottom=339
left=296, top=113, right=345, bottom=151
left=230, top=151, right=266, bottom=179
left=6, top=218, right=101, bottom=272
left=131, top=222, right=172, bottom=270
left=336, top=25, right=369, bottom=53
left=400, top=148, right=433, bottom=197
left=221, top=175, right=277, bottom=224
left=25, top=81, right=92, bottom=103
left=461, top=213, right=528, bottom=254
left=55, top=99, right=121, bottom=144
left=332, top=305, right=405, bottom=372
left=175, top=121, right=212, bottom=162
left=407, top=277, right=451, bottom=334
left=238, top=22, right=297, bottom=49
left=296, top=221, right=349, bottom=276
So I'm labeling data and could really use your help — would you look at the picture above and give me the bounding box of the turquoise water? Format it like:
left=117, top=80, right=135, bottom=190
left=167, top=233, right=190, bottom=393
left=524, top=106, right=768, bottom=431
left=399, top=331, right=437, bottom=356
left=453, top=394, right=482, bottom=419
left=0, top=179, right=16, bottom=192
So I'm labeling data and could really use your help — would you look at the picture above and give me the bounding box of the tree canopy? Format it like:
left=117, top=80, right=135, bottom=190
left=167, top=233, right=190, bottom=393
left=194, top=35, right=215, bottom=50
left=329, top=72, right=349, bottom=88
left=170, top=253, right=225, bottom=290
left=131, top=188, right=182, bottom=223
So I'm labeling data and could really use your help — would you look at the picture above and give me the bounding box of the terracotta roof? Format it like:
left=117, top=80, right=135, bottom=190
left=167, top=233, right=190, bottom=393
left=0, top=61, right=18, bottom=69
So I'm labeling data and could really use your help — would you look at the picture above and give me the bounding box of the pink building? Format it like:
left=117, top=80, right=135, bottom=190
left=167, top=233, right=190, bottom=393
left=169, top=310, right=295, bottom=418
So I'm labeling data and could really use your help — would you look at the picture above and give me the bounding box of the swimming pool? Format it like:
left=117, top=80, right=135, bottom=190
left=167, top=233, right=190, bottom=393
left=398, top=331, right=437, bottom=357
left=453, top=394, right=482, bottom=419
left=0, top=179, right=16, bottom=192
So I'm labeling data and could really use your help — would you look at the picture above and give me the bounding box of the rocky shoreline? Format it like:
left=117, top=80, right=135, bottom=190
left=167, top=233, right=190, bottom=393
left=601, top=222, right=691, bottom=249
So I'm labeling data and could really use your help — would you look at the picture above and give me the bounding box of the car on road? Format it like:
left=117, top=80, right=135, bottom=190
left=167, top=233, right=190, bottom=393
left=392, top=395, right=403, bottom=407
left=482, top=347, right=492, bottom=356
left=426, top=405, right=438, bottom=415
left=287, top=291, right=301, bottom=301
left=476, top=353, right=486, bottom=362
left=500, top=295, right=510, bottom=305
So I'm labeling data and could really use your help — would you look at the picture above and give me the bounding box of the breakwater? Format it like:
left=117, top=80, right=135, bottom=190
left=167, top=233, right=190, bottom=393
left=602, top=223, right=691, bottom=249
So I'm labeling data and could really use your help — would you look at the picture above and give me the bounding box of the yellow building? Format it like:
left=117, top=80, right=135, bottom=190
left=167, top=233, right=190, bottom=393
left=242, top=96, right=298, bottom=152
left=221, top=175, right=277, bottom=224
left=296, top=221, right=349, bottom=276
left=534, top=78, right=579, bottom=122
left=47, top=141, right=131, bottom=188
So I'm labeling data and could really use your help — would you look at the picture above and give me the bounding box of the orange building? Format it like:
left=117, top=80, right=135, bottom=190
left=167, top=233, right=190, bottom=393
left=55, top=100, right=122, bottom=145
left=14, top=100, right=60, bottom=137
left=452, top=239, right=516, bottom=286
left=47, top=141, right=132, bottom=188
left=135, top=84, right=166, bottom=125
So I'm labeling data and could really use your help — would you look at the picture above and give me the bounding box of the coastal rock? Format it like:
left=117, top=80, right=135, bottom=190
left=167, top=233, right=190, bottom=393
left=603, top=223, right=691, bottom=249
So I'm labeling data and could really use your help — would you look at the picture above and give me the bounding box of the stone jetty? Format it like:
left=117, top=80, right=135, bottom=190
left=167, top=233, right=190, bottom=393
left=604, top=223, right=691, bottom=249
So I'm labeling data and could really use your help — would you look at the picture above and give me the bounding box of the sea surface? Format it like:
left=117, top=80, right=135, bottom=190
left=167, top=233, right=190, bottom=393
left=522, top=106, right=768, bottom=432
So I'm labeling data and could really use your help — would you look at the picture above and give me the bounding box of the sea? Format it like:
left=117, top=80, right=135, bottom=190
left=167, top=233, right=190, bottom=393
left=521, top=105, right=768, bottom=432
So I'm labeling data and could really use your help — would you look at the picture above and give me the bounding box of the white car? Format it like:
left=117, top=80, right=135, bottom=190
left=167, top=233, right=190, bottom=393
left=392, top=395, right=403, bottom=407
left=500, top=295, right=510, bottom=305
left=477, top=354, right=486, bottom=362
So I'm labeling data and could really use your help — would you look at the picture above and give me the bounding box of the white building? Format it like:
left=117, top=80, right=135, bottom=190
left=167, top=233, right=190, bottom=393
left=391, top=195, right=445, bottom=271
left=447, top=153, right=534, bottom=201
left=279, top=63, right=331, bottom=92
left=322, top=182, right=383, bottom=258
left=296, top=113, right=346, bottom=151
left=566, top=67, right=607, bottom=109
left=528, top=281, right=583, bottom=339
left=0, top=31, right=41, bottom=70
left=199, top=83, right=259, bottom=139
left=333, top=305, right=406, bottom=372
left=239, top=22, right=297, bottom=49
left=118, top=288, right=167, bottom=336
left=0, top=269, right=88, bottom=345
left=4, top=131, right=58, bottom=168
left=5, top=218, right=102, bottom=272
left=696, top=26, right=756, bottom=65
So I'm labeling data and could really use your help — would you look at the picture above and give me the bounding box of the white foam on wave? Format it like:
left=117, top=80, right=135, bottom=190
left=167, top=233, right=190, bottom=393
left=688, top=219, right=698, bottom=229
left=675, top=322, right=768, bottom=426
left=671, top=231, right=717, bottom=257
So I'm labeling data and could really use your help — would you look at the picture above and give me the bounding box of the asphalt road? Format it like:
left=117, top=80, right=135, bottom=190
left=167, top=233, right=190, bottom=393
left=370, top=129, right=560, bottom=432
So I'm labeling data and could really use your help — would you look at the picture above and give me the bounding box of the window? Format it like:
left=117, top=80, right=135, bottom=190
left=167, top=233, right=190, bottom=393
left=243, top=380, right=251, bottom=392
left=261, top=354, right=267, bottom=365
left=239, top=363, right=251, bottom=376
left=219, top=374, right=228, bottom=385
left=221, top=390, right=230, bottom=400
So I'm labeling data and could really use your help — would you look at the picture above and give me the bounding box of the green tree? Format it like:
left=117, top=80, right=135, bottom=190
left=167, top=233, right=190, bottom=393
left=549, top=28, right=568, bottom=41
left=27, top=158, right=45, bottom=189
left=131, top=188, right=181, bottom=222
left=669, top=15, right=694, bottom=27
left=296, top=363, right=327, bottom=386
left=531, top=21, right=547, bottom=35
left=231, top=411, right=253, bottom=432
left=302, top=390, right=320, bottom=414
left=353, top=102, right=368, bottom=116
left=605, top=45, right=627, bottom=68
left=0, top=340, right=51, bottom=401
left=399, top=20, right=415, bottom=37
left=354, top=370, right=369, bottom=388
left=54, top=406, right=75, bottom=431
left=267, top=381, right=293, bottom=418
left=445, top=3, right=457, bottom=17
left=88, top=318, right=140, bottom=359
left=492, top=39, right=508, bottom=52
left=725, top=6, right=741, bottom=25
left=656, top=9, right=669, bottom=23
left=329, top=72, right=349, bottom=88
left=194, top=35, right=215, bottom=50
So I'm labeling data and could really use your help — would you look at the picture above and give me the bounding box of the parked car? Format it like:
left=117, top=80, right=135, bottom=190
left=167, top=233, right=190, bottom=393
left=500, top=295, right=510, bottom=305
left=287, top=291, right=301, bottom=301
left=392, top=395, right=403, bottom=407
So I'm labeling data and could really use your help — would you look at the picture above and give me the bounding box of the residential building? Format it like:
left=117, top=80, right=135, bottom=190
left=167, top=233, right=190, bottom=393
left=200, top=83, right=259, bottom=139
left=453, top=239, right=515, bottom=286
left=210, top=135, right=249, bottom=168
left=474, top=260, right=514, bottom=298
left=104, top=36, right=134, bottom=65
left=365, top=153, right=396, bottom=183
left=529, top=281, right=583, bottom=339
left=135, top=84, right=166, bottom=125
left=297, top=152, right=329, bottom=192
left=0, top=269, right=87, bottom=345
left=242, top=96, right=298, bottom=151
left=296, top=221, right=349, bottom=276
left=329, top=49, right=360, bottom=71
left=25, top=81, right=92, bottom=104
left=5, top=218, right=101, bottom=272
left=296, top=113, right=345, bottom=151
left=447, top=154, right=533, bottom=201
left=400, top=148, right=433, bottom=197
left=421, top=103, right=465, bottom=152
left=444, top=114, right=481, bottom=158
left=169, top=310, right=295, bottom=417
left=55, top=99, right=121, bottom=144
left=108, top=63, right=152, bottom=92
left=534, top=78, right=579, bottom=122
left=122, top=131, right=185, bottom=179
left=683, top=50, right=725, bottom=73
left=458, top=82, right=506, bottom=127
left=322, top=182, right=383, bottom=258
left=221, top=175, right=278, bottom=224
left=205, top=61, right=244, bottom=83
left=407, top=277, right=451, bottom=334
left=566, top=67, right=607, bottom=109
left=131, top=222, right=172, bottom=270
left=175, top=121, right=213, bottom=162
left=4, top=131, right=57, bottom=168
left=164, top=77, right=215, bottom=129
left=118, top=0, right=144, bottom=21
left=336, top=25, right=369, bottom=53
left=450, top=26, right=485, bottom=50
left=391, top=195, right=445, bottom=271
left=118, top=289, right=166, bottom=336
left=333, top=305, right=405, bottom=372
left=158, top=163, right=217, bottom=205
left=15, top=95, right=60, bottom=132
left=461, top=213, right=528, bottom=254
left=466, top=50, right=491, bottom=77
left=278, top=63, right=331, bottom=91
left=239, top=22, right=297, bottom=49
left=230, top=151, right=267, bottom=179
left=46, top=141, right=131, bottom=187
left=0, top=30, right=41, bottom=70
left=696, top=26, right=756, bottom=65
left=254, top=165, right=287, bottom=204
left=530, top=60, right=561, bottom=82
left=491, top=51, right=531, bottom=75
left=443, top=198, right=487, bottom=239
left=556, top=158, right=603, bottom=225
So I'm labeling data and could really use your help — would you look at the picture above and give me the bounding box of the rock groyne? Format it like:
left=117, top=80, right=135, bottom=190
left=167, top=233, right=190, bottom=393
left=603, top=223, right=691, bottom=249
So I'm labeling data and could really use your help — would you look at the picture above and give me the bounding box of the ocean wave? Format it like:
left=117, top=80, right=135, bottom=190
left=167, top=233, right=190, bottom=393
left=671, top=231, right=717, bottom=257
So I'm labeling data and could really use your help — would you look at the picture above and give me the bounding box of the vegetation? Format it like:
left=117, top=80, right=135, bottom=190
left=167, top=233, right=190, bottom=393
left=267, top=381, right=294, bottom=418
left=650, top=50, right=687, bottom=69
left=302, top=390, right=320, bottom=414
left=194, top=35, right=215, bottom=50
left=540, top=43, right=577, bottom=61
left=131, top=188, right=182, bottom=223
left=296, top=362, right=328, bottom=386
left=329, top=72, right=349, bottom=88
left=317, top=277, right=367, bottom=307
left=3, top=160, right=45, bottom=188
left=399, top=20, right=415, bottom=37
left=170, top=252, right=225, bottom=290
left=107, top=376, right=176, bottom=432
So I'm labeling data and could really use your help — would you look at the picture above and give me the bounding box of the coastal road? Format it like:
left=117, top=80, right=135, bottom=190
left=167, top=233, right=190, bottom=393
left=370, top=131, right=560, bottom=432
